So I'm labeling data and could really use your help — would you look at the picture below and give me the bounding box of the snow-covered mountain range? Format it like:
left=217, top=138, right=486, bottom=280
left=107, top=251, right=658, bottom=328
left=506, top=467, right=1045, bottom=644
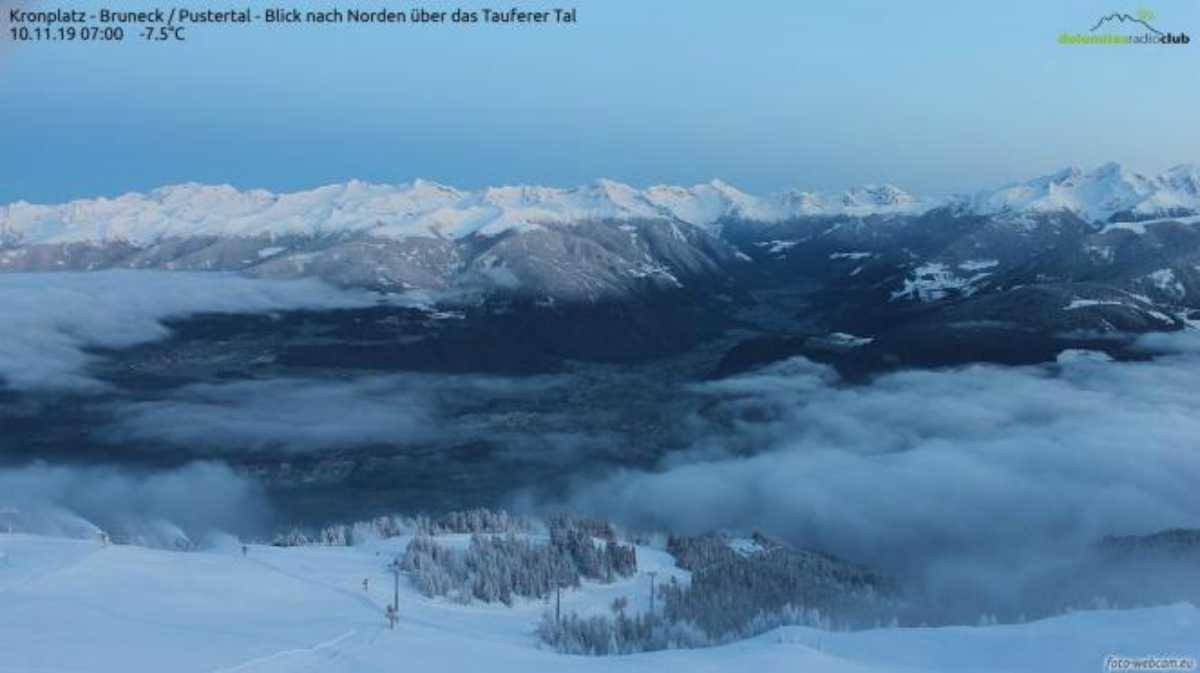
left=970, top=162, right=1200, bottom=223
left=3, top=163, right=1200, bottom=367
left=2, top=163, right=1197, bottom=249
left=0, top=178, right=930, bottom=246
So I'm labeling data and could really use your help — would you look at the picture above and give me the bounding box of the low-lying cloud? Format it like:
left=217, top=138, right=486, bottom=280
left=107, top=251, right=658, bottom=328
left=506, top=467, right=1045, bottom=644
left=107, top=377, right=442, bottom=451
left=8, top=270, right=1198, bottom=620
left=0, top=270, right=373, bottom=390
left=562, top=338, right=1200, bottom=618
left=102, top=373, right=576, bottom=453
left=0, top=462, right=268, bottom=548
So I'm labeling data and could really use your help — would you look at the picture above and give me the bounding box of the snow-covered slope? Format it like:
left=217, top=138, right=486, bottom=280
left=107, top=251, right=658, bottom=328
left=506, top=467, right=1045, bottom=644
left=3, top=164, right=1198, bottom=307
left=0, top=533, right=1194, bottom=673
left=0, top=178, right=935, bottom=300
left=2, top=164, right=1197, bottom=250
left=0, top=179, right=931, bottom=247
left=973, top=162, right=1200, bottom=223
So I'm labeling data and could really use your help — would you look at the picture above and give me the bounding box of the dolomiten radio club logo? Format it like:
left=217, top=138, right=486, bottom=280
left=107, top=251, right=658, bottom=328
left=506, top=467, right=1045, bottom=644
left=1059, top=7, right=1190, bottom=45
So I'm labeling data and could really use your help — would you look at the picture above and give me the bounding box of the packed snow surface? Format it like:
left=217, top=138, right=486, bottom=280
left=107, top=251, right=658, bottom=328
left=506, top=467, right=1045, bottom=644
left=1146, top=269, right=1187, bottom=299
left=958, top=259, right=999, bottom=271
left=1056, top=349, right=1116, bottom=364
left=757, top=240, right=803, bottom=255
left=1099, top=214, right=1200, bottom=235
left=826, top=332, right=875, bottom=347
left=0, top=533, right=1195, bottom=673
left=890, top=263, right=992, bottom=302
left=1064, top=299, right=1126, bottom=310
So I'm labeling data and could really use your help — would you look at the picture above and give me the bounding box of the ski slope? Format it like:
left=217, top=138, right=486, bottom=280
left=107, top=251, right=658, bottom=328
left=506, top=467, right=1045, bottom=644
left=1, top=533, right=1195, bottom=673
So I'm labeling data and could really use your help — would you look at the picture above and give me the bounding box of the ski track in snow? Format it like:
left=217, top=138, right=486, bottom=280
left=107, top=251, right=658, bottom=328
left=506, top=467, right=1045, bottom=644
left=209, top=630, right=360, bottom=673
left=245, top=556, right=385, bottom=617
left=0, top=540, right=100, bottom=594
left=211, top=557, right=389, bottom=672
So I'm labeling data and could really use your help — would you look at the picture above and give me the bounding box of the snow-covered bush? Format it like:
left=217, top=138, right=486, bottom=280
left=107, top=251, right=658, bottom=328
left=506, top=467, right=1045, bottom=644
left=537, top=604, right=838, bottom=655
left=539, top=532, right=897, bottom=655
left=270, top=527, right=315, bottom=547
left=536, top=611, right=708, bottom=655
left=547, top=513, right=617, bottom=543
left=431, top=509, right=532, bottom=535
left=661, top=532, right=896, bottom=639
left=270, top=508, right=531, bottom=547
left=549, top=522, right=636, bottom=580
left=398, top=519, right=636, bottom=605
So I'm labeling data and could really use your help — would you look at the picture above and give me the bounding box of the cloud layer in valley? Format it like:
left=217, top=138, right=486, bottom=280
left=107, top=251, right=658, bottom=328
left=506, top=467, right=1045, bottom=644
left=0, top=271, right=374, bottom=390
left=103, top=374, right=574, bottom=453
left=560, top=337, right=1200, bottom=619
left=0, top=462, right=268, bottom=548
left=7, top=268, right=1198, bottom=621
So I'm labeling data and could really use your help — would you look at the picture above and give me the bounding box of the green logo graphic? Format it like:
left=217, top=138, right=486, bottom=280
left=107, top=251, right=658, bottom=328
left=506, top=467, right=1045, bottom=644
left=1059, top=7, right=1190, bottom=45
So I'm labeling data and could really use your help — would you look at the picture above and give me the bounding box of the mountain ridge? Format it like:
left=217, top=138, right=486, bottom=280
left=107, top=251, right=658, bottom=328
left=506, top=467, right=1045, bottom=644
left=4, top=162, right=1200, bottom=353
left=3, top=162, right=1199, bottom=250
left=0, top=177, right=930, bottom=247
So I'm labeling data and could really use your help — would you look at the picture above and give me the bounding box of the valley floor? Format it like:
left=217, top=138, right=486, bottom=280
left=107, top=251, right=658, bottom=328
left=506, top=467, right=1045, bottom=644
left=1, top=534, right=1196, bottom=673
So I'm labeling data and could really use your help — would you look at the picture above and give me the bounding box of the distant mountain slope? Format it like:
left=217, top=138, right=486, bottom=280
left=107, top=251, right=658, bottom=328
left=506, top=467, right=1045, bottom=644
left=970, top=163, right=1200, bottom=224
left=0, top=178, right=931, bottom=246
left=0, top=177, right=927, bottom=301
left=3, top=163, right=1196, bottom=249
left=3, top=163, right=1199, bottom=370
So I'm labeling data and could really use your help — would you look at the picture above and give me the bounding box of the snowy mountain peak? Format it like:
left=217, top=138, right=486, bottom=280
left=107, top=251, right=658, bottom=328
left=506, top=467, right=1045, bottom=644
left=843, top=184, right=917, bottom=207
left=406, top=178, right=462, bottom=196
left=0, top=178, right=933, bottom=246
left=1163, top=164, right=1200, bottom=195
left=1048, top=166, right=1084, bottom=184
left=703, top=178, right=750, bottom=198
left=771, top=184, right=925, bottom=217
left=974, top=163, right=1200, bottom=223
left=1092, top=161, right=1128, bottom=177
left=590, top=177, right=637, bottom=195
left=3, top=164, right=1198, bottom=247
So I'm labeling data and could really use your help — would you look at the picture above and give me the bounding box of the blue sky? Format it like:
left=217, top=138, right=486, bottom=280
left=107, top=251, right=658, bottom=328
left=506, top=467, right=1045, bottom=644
left=1, top=0, right=1197, bottom=203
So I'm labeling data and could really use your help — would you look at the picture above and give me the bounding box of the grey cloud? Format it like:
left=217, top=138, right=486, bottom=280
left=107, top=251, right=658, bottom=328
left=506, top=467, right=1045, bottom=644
left=560, top=339, right=1200, bottom=618
left=107, top=377, right=441, bottom=451
left=102, top=372, right=576, bottom=453
left=0, top=270, right=373, bottom=390
left=0, top=461, right=268, bottom=547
